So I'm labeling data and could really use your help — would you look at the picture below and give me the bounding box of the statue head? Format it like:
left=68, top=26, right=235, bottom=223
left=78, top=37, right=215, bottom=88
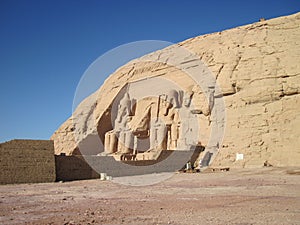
left=119, top=92, right=131, bottom=109
left=166, top=89, right=179, bottom=108
left=183, top=86, right=194, bottom=107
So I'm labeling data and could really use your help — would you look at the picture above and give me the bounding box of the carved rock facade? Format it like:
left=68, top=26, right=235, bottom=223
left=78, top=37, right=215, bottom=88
left=52, top=13, right=300, bottom=168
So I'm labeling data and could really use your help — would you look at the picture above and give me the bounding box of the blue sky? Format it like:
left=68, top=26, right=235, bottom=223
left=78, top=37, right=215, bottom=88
left=0, top=0, right=299, bottom=142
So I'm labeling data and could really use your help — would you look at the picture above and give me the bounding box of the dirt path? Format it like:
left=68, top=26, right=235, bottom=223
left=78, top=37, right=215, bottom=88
left=0, top=168, right=299, bottom=225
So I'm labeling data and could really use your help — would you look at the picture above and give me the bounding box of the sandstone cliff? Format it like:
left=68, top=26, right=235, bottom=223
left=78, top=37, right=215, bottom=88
left=51, top=12, right=300, bottom=168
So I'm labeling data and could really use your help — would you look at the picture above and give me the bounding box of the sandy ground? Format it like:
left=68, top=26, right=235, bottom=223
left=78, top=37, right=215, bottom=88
left=0, top=167, right=300, bottom=225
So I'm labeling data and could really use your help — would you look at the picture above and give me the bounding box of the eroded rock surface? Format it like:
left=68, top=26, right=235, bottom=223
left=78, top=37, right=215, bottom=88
left=51, top=12, right=300, bottom=167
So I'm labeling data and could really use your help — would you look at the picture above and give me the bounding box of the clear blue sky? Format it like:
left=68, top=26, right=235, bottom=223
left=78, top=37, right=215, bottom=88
left=0, top=0, right=299, bottom=142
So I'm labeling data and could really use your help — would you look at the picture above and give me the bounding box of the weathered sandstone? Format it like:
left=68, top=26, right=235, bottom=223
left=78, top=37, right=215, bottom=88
left=52, top=12, right=300, bottom=168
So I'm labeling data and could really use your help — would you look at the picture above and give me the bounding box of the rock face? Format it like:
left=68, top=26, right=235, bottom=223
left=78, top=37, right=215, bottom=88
left=52, top=12, right=300, bottom=168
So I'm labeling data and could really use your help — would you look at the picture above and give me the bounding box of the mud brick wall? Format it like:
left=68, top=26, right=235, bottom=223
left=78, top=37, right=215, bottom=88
left=0, top=140, right=56, bottom=184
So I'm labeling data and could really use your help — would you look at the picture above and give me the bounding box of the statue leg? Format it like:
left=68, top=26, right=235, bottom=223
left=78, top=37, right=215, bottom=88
left=110, top=132, right=117, bottom=153
left=118, top=131, right=125, bottom=153
left=104, top=132, right=110, bottom=153
left=124, top=131, right=133, bottom=154
left=105, top=131, right=116, bottom=154
left=170, top=123, right=178, bottom=150
left=157, top=125, right=167, bottom=150
left=150, top=125, right=156, bottom=150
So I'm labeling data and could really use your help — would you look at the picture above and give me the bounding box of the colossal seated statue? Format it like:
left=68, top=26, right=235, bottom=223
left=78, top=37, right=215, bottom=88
left=103, top=84, right=211, bottom=160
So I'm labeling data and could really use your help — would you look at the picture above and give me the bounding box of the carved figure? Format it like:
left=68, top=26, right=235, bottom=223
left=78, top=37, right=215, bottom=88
left=103, top=85, right=209, bottom=158
left=177, top=88, right=198, bottom=149
left=104, top=93, right=133, bottom=154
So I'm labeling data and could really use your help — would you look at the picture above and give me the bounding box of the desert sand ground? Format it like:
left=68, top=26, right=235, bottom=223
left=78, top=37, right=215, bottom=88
left=0, top=167, right=299, bottom=225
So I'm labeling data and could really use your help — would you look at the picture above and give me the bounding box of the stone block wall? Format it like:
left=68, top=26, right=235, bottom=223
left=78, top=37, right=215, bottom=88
left=55, top=150, right=200, bottom=180
left=0, top=140, right=200, bottom=183
left=55, top=155, right=100, bottom=181
left=0, top=140, right=56, bottom=184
